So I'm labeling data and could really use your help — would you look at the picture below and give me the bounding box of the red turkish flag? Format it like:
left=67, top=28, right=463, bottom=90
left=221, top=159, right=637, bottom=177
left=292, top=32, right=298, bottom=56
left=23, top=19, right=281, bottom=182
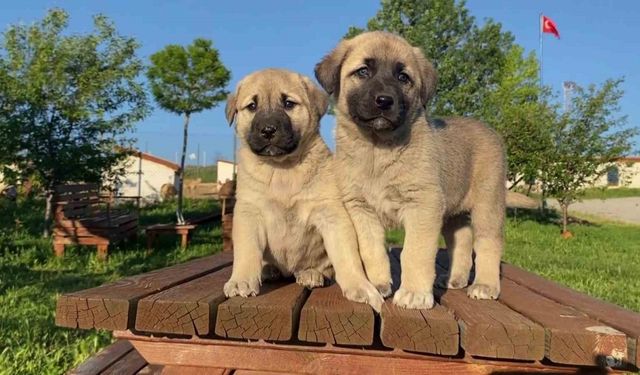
left=542, top=15, right=560, bottom=38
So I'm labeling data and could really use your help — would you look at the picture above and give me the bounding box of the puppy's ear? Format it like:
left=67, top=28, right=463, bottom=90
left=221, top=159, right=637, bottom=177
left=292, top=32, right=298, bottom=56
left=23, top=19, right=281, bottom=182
left=301, top=75, right=329, bottom=120
left=225, top=81, right=243, bottom=126
left=314, top=40, right=351, bottom=97
left=413, top=47, right=438, bottom=106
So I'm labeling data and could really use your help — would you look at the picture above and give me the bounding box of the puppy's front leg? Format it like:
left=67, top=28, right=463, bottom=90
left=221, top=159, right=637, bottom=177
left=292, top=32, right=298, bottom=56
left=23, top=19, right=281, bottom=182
left=394, top=201, right=443, bottom=309
left=344, top=200, right=392, bottom=297
left=312, top=204, right=384, bottom=312
left=223, top=204, right=266, bottom=298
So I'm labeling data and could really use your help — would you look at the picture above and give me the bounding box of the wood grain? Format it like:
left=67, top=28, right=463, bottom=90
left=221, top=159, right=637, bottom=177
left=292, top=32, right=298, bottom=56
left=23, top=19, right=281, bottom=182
left=56, top=252, right=233, bottom=330
left=502, top=262, right=640, bottom=366
left=160, top=365, right=230, bottom=374
left=135, top=266, right=232, bottom=336
left=101, top=347, right=147, bottom=375
left=429, top=256, right=545, bottom=360
left=124, top=333, right=584, bottom=374
left=380, top=301, right=459, bottom=355
left=68, top=340, right=134, bottom=375
left=215, top=282, right=307, bottom=341
left=298, top=283, right=374, bottom=346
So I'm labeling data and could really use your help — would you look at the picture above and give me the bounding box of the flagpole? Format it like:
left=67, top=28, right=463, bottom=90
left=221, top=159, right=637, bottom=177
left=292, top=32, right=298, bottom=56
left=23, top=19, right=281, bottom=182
left=539, top=13, right=543, bottom=86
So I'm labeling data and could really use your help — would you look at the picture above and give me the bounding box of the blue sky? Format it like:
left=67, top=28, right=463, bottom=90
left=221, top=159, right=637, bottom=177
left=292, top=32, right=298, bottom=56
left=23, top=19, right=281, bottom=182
left=2, top=1, right=638, bottom=164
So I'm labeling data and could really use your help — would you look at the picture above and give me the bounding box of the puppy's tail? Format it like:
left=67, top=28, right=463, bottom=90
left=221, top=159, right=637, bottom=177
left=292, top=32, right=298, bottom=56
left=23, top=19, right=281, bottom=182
left=506, top=191, right=538, bottom=209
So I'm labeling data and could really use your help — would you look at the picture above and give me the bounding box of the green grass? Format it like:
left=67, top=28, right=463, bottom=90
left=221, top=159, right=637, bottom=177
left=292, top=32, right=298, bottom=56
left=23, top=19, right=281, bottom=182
left=184, top=165, right=217, bottom=183
left=1, top=199, right=639, bottom=374
left=0, top=197, right=222, bottom=375
left=579, top=187, right=640, bottom=200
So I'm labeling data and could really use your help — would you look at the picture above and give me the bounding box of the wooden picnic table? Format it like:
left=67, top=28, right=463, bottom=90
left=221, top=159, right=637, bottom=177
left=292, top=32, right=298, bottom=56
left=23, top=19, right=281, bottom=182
left=145, top=223, right=197, bottom=250
left=57, top=248, right=640, bottom=374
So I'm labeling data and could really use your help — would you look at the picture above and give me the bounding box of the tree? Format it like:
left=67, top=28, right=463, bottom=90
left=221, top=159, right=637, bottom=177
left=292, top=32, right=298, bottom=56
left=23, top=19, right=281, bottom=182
left=346, top=0, right=514, bottom=117
left=0, top=9, right=149, bottom=236
left=147, top=38, right=230, bottom=224
left=539, top=79, right=638, bottom=235
left=479, top=46, right=556, bottom=189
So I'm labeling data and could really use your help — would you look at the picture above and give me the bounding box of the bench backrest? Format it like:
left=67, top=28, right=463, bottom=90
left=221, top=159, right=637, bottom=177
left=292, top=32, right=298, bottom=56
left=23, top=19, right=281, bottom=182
left=54, top=183, right=102, bottom=219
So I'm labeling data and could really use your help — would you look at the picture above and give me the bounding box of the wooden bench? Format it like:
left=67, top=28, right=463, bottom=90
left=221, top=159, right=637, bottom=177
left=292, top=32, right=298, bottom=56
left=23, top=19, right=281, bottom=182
left=53, top=183, right=138, bottom=259
left=56, top=249, right=639, bottom=374
left=145, top=223, right=196, bottom=250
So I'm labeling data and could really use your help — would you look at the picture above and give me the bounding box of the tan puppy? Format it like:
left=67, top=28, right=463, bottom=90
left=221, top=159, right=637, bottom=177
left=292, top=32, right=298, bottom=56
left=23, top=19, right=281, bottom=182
left=222, top=69, right=383, bottom=312
left=316, top=31, right=514, bottom=309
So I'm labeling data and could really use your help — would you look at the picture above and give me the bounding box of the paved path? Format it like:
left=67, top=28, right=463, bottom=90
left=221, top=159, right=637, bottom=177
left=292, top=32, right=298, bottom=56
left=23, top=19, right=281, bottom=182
left=548, top=197, right=640, bottom=224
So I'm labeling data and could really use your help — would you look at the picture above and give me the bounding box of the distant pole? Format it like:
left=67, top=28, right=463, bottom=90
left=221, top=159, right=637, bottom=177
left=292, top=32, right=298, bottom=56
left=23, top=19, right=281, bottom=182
left=203, top=151, right=206, bottom=167
left=174, top=151, right=178, bottom=163
left=539, top=13, right=543, bottom=87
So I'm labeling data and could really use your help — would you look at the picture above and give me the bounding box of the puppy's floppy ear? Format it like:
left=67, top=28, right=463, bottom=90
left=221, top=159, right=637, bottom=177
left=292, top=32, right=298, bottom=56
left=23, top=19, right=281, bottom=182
left=225, top=81, right=243, bottom=126
left=413, top=47, right=438, bottom=106
left=300, top=75, right=329, bottom=119
left=314, top=40, right=351, bottom=97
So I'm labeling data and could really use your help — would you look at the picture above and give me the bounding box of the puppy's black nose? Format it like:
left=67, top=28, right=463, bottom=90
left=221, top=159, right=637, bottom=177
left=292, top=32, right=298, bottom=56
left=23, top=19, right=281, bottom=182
left=260, top=125, right=277, bottom=139
left=375, top=95, right=394, bottom=110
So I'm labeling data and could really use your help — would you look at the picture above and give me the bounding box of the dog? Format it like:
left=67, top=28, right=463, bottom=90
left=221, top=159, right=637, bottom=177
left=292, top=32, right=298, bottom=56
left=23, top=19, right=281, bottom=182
left=222, top=69, right=383, bottom=312
left=315, top=31, right=530, bottom=309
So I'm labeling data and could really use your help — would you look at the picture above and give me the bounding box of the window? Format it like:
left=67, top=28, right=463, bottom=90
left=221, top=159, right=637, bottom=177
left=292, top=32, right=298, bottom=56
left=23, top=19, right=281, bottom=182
left=607, top=166, right=619, bottom=186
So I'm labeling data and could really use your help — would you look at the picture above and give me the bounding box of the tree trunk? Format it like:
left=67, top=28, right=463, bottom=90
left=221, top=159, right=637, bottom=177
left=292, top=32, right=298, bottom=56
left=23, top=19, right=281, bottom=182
left=176, top=113, right=190, bottom=225
left=43, top=190, right=53, bottom=238
left=561, top=202, right=569, bottom=234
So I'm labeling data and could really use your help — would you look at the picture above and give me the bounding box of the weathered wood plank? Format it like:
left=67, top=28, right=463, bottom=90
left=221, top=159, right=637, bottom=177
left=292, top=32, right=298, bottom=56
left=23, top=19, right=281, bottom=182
left=160, top=365, right=230, bottom=374
left=69, top=340, right=134, bottom=375
left=298, top=283, right=374, bottom=346
left=429, top=255, right=546, bottom=360
left=502, top=262, right=640, bottom=366
left=215, top=282, right=307, bottom=341
left=380, top=301, right=459, bottom=355
left=380, top=248, right=459, bottom=355
left=500, top=278, right=627, bottom=366
left=135, top=266, right=232, bottom=336
left=101, top=347, right=147, bottom=375
left=124, top=333, right=584, bottom=374
left=56, top=252, right=233, bottom=330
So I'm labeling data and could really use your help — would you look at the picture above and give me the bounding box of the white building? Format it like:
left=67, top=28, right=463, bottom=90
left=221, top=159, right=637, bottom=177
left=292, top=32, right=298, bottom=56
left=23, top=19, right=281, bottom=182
left=216, top=159, right=236, bottom=190
left=592, top=156, right=640, bottom=188
left=115, top=151, right=179, bottom=203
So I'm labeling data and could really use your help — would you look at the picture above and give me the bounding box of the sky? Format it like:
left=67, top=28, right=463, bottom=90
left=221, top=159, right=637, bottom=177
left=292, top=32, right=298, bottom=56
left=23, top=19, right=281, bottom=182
left=1, top=0, right=639, bottom=165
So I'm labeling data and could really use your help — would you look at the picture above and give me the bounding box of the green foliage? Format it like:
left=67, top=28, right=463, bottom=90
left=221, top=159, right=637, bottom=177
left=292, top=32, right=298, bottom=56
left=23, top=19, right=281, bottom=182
left=479, top=46, right=556, bottom=187
left=147, top=38, right=230, bottom=223
left=147, top=38, right=230, bottom=116
left=539, top=79, right=638, bottom=232
left=346, top=0, right=514, bottom=117
left=184, top=165, right=218, bottom=183
left=0, top=197, right=222, bottom=375
left=0, top=9, right=149, bottom=190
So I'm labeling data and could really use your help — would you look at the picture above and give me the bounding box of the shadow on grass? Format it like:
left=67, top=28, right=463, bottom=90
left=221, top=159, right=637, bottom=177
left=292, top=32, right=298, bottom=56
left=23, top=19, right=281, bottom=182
left=507, top=207, right=599, bottom=228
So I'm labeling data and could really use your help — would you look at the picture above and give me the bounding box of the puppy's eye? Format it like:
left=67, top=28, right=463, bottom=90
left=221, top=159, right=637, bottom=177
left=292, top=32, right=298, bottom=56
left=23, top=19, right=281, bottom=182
left=397, top=72, right=410, bottom=83
left=246, top=102, right=257, bottom=111
left=356, top=67, right=369, bottom=79
left=283, top=100, right=297, bottom=109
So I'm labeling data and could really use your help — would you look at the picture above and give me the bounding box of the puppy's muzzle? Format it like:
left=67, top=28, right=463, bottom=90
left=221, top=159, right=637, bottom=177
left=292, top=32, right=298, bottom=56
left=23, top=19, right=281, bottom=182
left=247, top=110, right=299, bottom=157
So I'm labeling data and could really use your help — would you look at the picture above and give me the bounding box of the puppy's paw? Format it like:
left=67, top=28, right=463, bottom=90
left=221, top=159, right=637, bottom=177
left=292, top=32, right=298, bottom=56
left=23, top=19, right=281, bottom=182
left=435, top=274, right=469, bottom=290
left=295, top=269, right=324, bottom=289
left=341, top=280, right=384, bottom=313
left=467, top=283, right=500, bottom=300
left=224, top=278, right=260, bottom=298
left=393, top=287, right=435, bottom=309
left=367, top=272, right=393, bottom=298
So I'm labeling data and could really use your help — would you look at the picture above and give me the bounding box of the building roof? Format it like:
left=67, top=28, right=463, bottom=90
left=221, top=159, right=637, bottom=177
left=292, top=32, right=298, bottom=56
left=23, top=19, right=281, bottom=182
left=136, top=151, right=180, bottom=171
left=615, top=156, right=640, bottom=163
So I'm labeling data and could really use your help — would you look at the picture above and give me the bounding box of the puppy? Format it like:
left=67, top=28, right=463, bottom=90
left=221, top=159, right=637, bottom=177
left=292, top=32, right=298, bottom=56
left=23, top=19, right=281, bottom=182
left=222, top=69, right=383, bottom=312
left=316, top=31, right=519, bottom=309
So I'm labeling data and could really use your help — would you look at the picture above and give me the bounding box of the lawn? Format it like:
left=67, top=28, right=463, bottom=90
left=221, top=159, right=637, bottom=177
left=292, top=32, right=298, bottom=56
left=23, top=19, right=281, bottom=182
left=0, top=199, right=638, bottom=374
left=0, top=197, right=222, bottom=375
left=580, top=187, right=640, bottom=200
left=184, top=165, right=218, bottom=183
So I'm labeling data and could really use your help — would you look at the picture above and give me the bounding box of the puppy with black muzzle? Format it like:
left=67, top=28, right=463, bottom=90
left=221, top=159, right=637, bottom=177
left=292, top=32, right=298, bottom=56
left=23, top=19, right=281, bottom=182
left=222, top=69, right=383, bottom=312
left=316, top=32, right=535, bottom=309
